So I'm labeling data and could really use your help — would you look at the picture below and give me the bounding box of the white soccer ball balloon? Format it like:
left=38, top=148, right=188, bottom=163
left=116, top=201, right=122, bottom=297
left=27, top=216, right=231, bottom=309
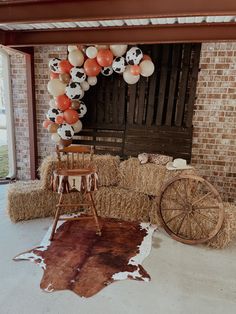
left=126, top=47, right=143, bottom=65
left=46, top=108, right=63, bottom=123
left=112, top=57, right=126, bottom=74
left=49, top=58, right=61, bottom=73
left=101, top=66, right=113, bottom=76
left=57, top=123, right=75, bottom=140
left=65, top=82, right=84, bottom=100
left=70, top=67, right=86, bottom=83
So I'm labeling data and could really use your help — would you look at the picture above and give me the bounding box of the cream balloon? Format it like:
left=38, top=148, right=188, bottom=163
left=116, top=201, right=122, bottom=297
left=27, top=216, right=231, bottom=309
left=110, top=45, right=128, bottom=57
left=140, top=60, right=155, bottom=77
left=68, top=45, right=78, bottom=52
left=123, top=66, right=140, bottom=85
left=72, top=120, right=83, bottom=133
left=95, top=45, right=108, bottom=50
left=51, top=133, right=61, bottom=143
left=86, top=46, right=98, bottom=59
left=68, top=49, right=84, bottom=67
left=49, top=98, right=57, bottom=108
left=47, top=79, right=66, bottom=97
left=87, top=76, right=97, bottom=86
left=80, top=81, right=90, bottom=91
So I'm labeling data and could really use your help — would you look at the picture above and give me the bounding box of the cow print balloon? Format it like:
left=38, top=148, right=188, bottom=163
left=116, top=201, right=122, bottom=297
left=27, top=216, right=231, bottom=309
left=57, top=123, right=75, bottom=140
left=126, top=47, right=143, bottom=65
left=101, top=66, right=113, bottom=76
left=112, top=57, right=126, bottom=74
left=70, top=67, right=86, bottom=83
left=49, top=58, right=61, bottom=73
left=46, top=108, right=63, bottom=123
left=65, top=82, right=84, bottom=100
left=78, top=101, right=87, bottom=118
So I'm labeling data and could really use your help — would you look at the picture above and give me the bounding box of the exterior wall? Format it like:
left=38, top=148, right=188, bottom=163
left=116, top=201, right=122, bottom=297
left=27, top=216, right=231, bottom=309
left=10, top=52, right=31, bottom=180
left=34, top=46, right=67, bottom=167
left=192, top=42, right=236, bottom=203
left=9, top=43, right=236, bottom=202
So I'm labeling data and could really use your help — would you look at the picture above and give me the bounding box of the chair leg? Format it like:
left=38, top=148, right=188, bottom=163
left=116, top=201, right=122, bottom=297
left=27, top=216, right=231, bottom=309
left=50, top=193, right=63, bottom=241
left=87, top=191, right=101, bottom=236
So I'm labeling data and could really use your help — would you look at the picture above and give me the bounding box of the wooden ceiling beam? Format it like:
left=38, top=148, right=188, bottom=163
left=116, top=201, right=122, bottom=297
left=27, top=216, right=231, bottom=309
left=0, top=0, right=236, bottom=24
left=5, top=23, right=236, bottom=46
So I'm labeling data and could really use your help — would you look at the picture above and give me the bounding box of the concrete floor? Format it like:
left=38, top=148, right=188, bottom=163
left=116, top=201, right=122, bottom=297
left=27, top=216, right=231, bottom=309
left=0, top=184, right=236, bottom=314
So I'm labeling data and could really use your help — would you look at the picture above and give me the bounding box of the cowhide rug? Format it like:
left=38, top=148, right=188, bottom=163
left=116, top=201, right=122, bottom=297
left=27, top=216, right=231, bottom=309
left=14, top=217, right=155, bottom=297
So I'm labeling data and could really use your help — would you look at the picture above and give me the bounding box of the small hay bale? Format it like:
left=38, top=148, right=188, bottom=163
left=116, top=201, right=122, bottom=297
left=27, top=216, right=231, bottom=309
left=94, top=186, right=151, bottom=222
left=162, top=168, right=198, bottom=186
left=38, top=154, right=120, bottom=190
left=118, top=158, right=166, bottom=196
left=207, top=202, right=236, bottom=249
left=148, top=197, right=162, bottom=226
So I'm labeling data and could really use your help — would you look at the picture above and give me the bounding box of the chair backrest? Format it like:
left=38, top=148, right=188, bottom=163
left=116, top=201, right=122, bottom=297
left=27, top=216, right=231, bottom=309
left=56, top=145, right=94, bottom=170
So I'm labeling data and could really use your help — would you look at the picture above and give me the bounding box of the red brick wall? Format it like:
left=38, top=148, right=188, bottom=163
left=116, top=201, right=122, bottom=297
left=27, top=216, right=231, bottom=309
left=10, top=52, right=31, bottom=180
left=192, top=42, right=236, bottom=202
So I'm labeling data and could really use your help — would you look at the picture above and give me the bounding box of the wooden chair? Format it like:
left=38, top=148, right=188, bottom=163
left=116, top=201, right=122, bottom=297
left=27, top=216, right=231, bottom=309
left=50, top=145, right=101, bottom=241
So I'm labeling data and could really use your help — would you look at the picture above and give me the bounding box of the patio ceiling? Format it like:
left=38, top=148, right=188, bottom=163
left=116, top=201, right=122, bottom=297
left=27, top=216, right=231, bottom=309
left=0, top=0, right=236, bottom=46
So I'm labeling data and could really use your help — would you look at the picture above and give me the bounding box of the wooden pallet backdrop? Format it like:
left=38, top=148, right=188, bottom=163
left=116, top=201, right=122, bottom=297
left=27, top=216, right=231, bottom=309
left=73, top=43, right=201, bottom=161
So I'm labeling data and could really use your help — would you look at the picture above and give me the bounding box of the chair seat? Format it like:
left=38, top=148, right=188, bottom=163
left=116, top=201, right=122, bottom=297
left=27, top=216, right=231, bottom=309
left=54, top=167, right=96, bottom=177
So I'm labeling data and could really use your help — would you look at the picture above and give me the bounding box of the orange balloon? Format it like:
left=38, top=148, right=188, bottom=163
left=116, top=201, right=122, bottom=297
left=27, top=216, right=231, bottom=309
left=84, top=58, right=101, bottom=76
left=63, top=109, right=79, bottom=124
left=55, top=95, right=71, bottom=111
left=55, top=115, right=64, bottom=124
left=50, top=71, right=59, bottom=79
left=43, top=119, right=53, bottom=128
left=96, top=49, right=113, bottom=67
left=58, top=60, right=73, bottom=73
left=142, top=54, right=152, bottom=61
left=130, top=65, right=140, bottom=76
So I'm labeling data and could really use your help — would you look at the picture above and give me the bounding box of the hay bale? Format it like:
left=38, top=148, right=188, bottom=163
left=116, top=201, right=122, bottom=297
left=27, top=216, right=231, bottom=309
left=118, top=158, right=167, bottom=196
left=38, top=154, right=120, bottom=190
left=148, top=197, right=162, bottom=226
left=162, top=168, right=198, bottom=186
left=94, top=187, right=151, bottom=222
left=207, top=202, right=236, bottom=249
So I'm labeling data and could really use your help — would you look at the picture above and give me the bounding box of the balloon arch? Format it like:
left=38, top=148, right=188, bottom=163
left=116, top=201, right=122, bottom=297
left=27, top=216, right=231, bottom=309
left=44, top=44, right=155, bottom=146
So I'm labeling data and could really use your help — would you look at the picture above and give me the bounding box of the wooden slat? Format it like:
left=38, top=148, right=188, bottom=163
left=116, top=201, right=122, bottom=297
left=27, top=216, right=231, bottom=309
left=111, top=76, right=119, bottom=124
left=127, top=84, right=137, bottom=124
left=118, top=78, right=126, bottom=125
left=175, top=44, right=192, bottom=126
left=137, top=78, right=146, bottom=124
left=165, top=44, right=181, bottom=126
left=186, top=44, right=201, bottom=127
left=155, top=45, right=170, bottom=126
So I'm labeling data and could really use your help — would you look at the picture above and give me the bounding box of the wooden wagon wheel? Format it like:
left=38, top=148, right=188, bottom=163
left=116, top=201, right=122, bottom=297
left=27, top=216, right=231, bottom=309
left=158, top=175, right=224, bottom=245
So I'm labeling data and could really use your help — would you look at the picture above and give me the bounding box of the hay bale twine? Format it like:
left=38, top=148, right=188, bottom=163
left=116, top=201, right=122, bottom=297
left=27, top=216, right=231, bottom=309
left=94, top=186, right=151, bottom=222
left=38, top=154, right=120, bottom=190
left=118, top=158, right=166, bottom=196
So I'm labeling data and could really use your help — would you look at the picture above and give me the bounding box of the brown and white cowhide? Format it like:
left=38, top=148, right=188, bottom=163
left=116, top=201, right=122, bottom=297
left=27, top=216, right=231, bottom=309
left=14, top=217, right=155, bottom=298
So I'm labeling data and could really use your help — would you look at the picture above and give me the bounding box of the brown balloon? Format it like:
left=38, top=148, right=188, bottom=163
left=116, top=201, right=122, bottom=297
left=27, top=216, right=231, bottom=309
left=48, top=123, right=59, bottom=133
left=71, top=100, right=80, bottom=110
left=59, top=138, right=73, bottom=147
left=59, top=73, right=71, bottom=84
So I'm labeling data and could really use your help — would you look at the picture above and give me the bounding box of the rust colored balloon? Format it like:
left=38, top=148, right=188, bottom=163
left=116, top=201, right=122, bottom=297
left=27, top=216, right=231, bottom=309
left=55, top=115, right=64, bottom=124
left=71, top=100, right=80, bottom=110
left=142, top=54, right=152, bottom=61
left=59, top=60, right=73, bottom=74
left=59, top=72, right=71, bottom=84
left=59, top=138, right=73, bottom=147
left=96, top=49, right=113, bottom=67
left=63, top=109, right=79, bottom=124
left=43, top=119, right=53, bottom=128
left=84, top=58, right=101, bottom=77
left=55, top=95, right=71, bottom=111
left=48, top=123, right=59, bottom=133
left=130, top=65, right=140, bottom=76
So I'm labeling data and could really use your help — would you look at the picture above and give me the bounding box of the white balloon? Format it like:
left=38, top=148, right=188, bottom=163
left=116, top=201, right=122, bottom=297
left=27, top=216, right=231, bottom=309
left=110, top=45, right=128, bottom=57
left=80, top=81, right=90, bottom=91
left=72, top=120, right=83, bottom=133
left=68, top=50, right=84, bottom=67
left=49, top=98, right=57, bottom=108
left=47, top=79, right=66, bottom=97
left=87, top=76, right=97, bottom=86
left=68, top=45, right=78, bottom=52
left=139, top=60, right=155, bottom=77
left=123, top=65, right=140, bottom=84
left=51, top=133, right=61, bottom=143
left=86, top=46, right=98, bottom=59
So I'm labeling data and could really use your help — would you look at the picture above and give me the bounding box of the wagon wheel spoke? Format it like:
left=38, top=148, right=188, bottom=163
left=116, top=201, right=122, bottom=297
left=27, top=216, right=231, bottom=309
left=189, top=181, right=199, bottom=203
left=162, top=196, right=186, bottom=208
left=176, top=213, right=187, bottom=235
left=161, top=208, right=187, bottom=212
left=172, top=186, right=187, bottom=205
left=184, top=179, right=189, bottom=203
left=194, top=206, right=219, bottom=210
left=192, top=217, right=208, bottom=238
left=192, top=191, right=213, bottom=206
left=165, top=212, right=185, bottom=224
left=194, top=211, right=218, bottom=225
